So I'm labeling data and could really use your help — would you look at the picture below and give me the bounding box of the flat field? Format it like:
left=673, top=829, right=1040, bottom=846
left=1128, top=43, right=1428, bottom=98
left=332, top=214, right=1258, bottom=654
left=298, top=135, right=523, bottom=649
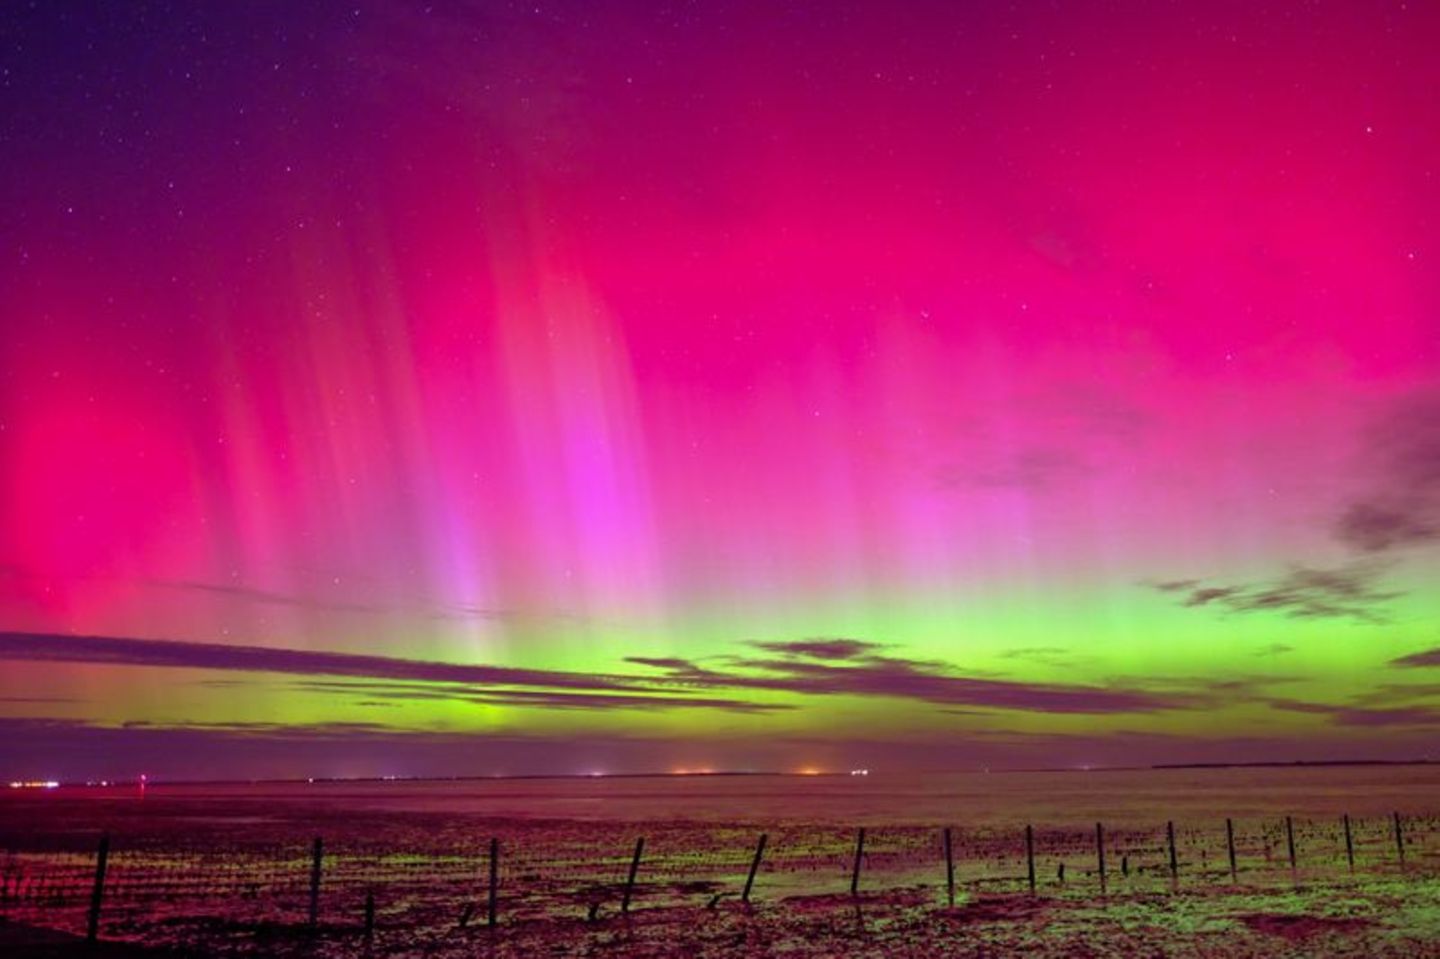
left=2, top=768, right=1437, bottom=956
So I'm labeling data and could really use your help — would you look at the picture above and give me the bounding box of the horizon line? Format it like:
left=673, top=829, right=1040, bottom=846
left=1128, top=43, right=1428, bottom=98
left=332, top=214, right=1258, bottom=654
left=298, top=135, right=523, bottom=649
left=9, top=757, right=1438, bottom=789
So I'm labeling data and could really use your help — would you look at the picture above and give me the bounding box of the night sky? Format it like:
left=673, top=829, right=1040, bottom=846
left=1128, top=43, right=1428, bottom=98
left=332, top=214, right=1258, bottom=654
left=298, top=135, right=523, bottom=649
left=3, top=1, right=1439, bottom=780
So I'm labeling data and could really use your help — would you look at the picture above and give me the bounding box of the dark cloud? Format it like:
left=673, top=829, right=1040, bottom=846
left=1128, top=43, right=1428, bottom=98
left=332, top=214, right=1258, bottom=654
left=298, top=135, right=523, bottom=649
left=0, top=630, right=646, bottom=692
left=1151, top=563, right=1397, bottom=623
left=1335, top=390, right=1440, bottom=552
left=635, top=644, right=1192, bottom=715
left=285, top=679, right=789, bottom=713
left=1150, top=579, right=1201, bottom=593
left=751, top=638, right=878, bottom=660
left=1336, top=501, right=1437, bottom=553
left=1183, top=586, right=1240, bottom=607
left=0, top=633, right=784, bottom=714
left=0, top=631, right=1204, bottom=720
left=1349, top=682, right=1440, bottom=705
left=1263, top=696, right=1440, bottom=728
left=623, top=656, right=705, bottom=673
left=1328, top=706, right=1440, bottom=728
left=1390, top=647, right=1440, bottom=668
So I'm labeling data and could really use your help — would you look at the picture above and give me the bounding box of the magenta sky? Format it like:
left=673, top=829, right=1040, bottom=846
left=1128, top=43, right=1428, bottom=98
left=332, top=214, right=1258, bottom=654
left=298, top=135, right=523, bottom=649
left=2, top=1, right=1439, bottom=780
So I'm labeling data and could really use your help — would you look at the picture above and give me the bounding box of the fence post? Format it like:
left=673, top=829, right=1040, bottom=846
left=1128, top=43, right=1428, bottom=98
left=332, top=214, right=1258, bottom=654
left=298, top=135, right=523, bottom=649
left=1343, top=814, right=1354, bottom=872
left=1025, top=825, right=1036, bottom=895
left=850, top=828, right=866, bottom=897
left=86, top=834, right=109, bottom=943
left=487, top=837, right=499, bottom=928
left=621, top=837, right=644, bottom=914
left=364, top=891, right=374, bottom=939
left=308, top=836, right=323, bottom=928
left=1285, top=816, right=1296, bottom=871
left=943, top=828, right=954, bottom=906
left=1095, top=822, right=1106, bottom=892
left=1393, top=812, right=1405, bottom=866
left=742, top=833, right=767, bottom=904
left=1167, top=821, right=1178, bottom=881
left=1225, top=818, right=1237, bottom=881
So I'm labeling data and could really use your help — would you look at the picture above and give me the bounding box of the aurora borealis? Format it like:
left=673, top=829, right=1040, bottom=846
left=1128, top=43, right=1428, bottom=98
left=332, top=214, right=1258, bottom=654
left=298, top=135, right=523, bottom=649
left=2, top=1, right=1439, bottom=781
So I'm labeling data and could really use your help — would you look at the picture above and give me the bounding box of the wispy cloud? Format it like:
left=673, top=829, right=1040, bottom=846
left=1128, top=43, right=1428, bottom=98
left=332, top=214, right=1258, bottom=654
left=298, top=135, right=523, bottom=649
left=631, top=639, right=1193, bottom=715
left=148, top=578, right=386, bottom=615
left=1335, top=390, right=1440, bottom=552
left=997, top=646, right=1098, bottom=669
left=1148, top=562, right=1398, bottom=623
left=285, top=678, right=789, bottom=713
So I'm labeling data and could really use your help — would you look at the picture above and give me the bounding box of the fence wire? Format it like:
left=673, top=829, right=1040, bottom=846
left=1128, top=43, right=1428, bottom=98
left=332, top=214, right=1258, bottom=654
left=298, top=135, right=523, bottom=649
left=1, top=810, right=1435, bottom=946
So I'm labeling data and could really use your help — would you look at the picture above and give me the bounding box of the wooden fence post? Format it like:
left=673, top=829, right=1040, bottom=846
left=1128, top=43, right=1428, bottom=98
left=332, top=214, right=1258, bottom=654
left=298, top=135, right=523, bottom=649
left=364, top=891, right=375, bottom=939
left=487, top=837, right=499, bottom=928
left=622, top=837, right=644, bottom=914
left=308, top=836, right=323, bottom=928
left=1225, top=818, right=1237, bottom=882
left=850, top=828, right=866, bottom=897
left=86, top=834, right=109, bottom=943
left=1167, top=821, right=1178, bottom=881
left=1095, top=822, right=1106, bottom=892
left=1285, top=816, right=1296, bottom=871
left=943, top=828, right=954, bottom=906
left=1343, top=814, right=1354, bottom=872
left=742, top=833, right=767, bottom=904
left=1025, top=825, right=1036, bottom=895
left=1393, top=812, right=1405, bottom=866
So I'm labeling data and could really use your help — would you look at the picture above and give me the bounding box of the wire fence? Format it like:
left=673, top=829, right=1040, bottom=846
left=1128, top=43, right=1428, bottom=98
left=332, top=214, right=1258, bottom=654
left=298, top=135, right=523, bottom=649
left=1, top=810, right=1436, bottom=948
